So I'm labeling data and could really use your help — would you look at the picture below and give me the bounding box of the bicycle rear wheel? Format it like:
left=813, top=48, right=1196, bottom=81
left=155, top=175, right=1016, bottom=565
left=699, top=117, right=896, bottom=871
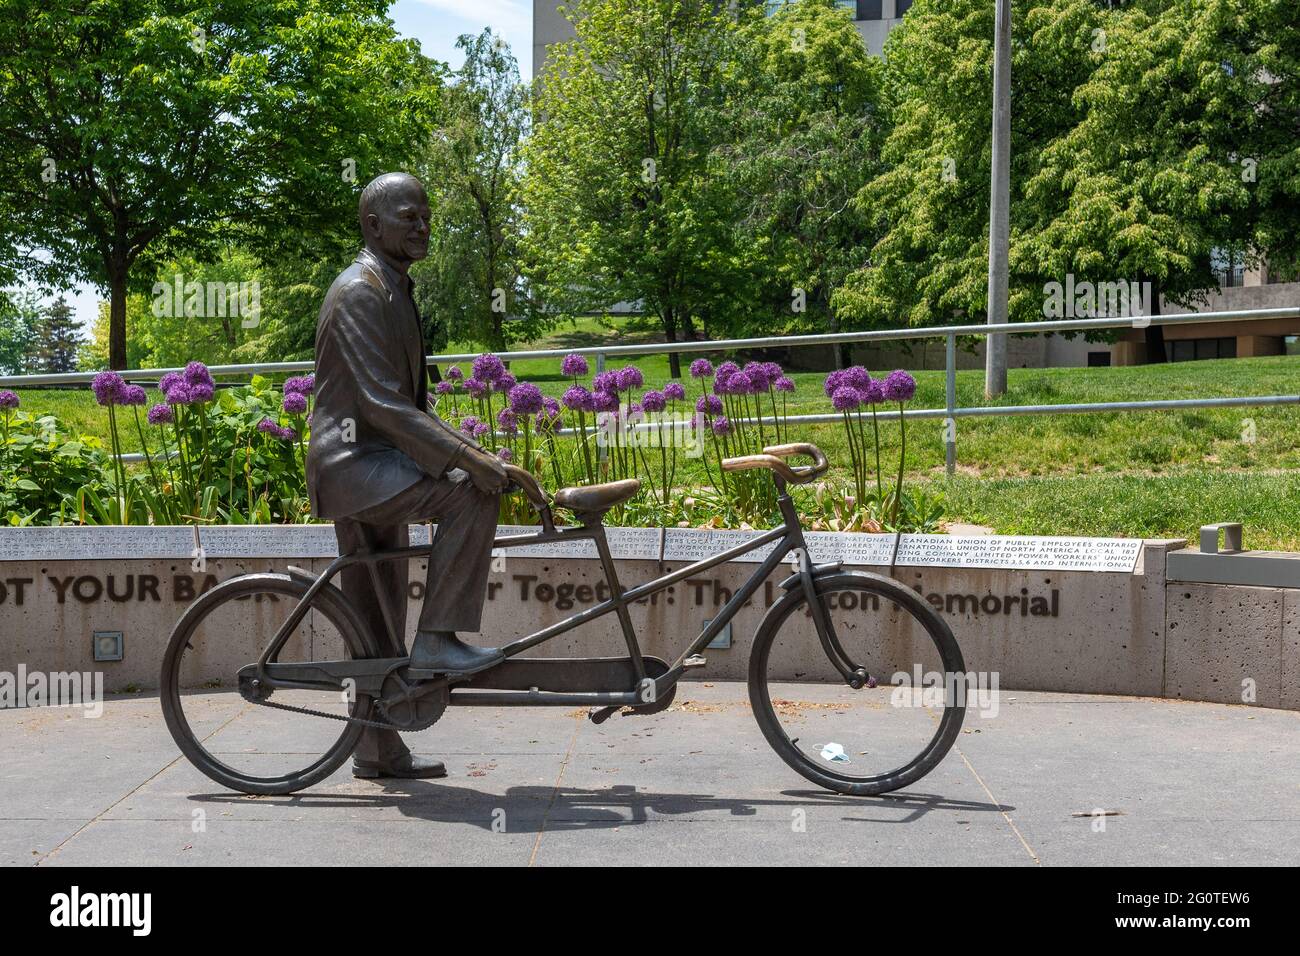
left=160, top=572, right=379, bottom=795
left=748, top=571, right=966, bottom=796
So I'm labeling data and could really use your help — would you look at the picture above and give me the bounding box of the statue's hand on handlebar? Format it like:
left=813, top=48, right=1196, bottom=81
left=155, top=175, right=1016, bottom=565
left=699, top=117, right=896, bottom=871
left=459, top=446, right=509, bottom=494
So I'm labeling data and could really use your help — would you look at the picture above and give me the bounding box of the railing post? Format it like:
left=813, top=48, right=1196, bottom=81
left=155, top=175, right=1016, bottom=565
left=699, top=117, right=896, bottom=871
left=945, top=334, right=957, bottom=476
left=595, top=350, right=607, bottom=464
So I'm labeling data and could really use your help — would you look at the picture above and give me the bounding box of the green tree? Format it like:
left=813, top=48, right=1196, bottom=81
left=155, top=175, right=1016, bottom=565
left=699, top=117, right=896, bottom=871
left=0, top=289, right=43, bottom=375
left=721, top=0, right=886, bottom=354
left=1233, top=0, right=1300, bottom=282
left=1022, top=0, right=1259, bottom=362
left=522, top=0, right=746, bottom=377
left=0, top=0, right=444, bottom=369
left=833, top=0, right=1104, bottom=331
left=413, top=29, right=538, bottom=352
left=28, top=296, right=84, bottom=373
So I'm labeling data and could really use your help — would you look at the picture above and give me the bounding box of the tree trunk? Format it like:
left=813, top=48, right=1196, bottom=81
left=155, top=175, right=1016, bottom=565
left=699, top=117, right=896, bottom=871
left=663, top=307, right=681, bottom=379
left=108, top=261, right=128, bottom=371
left=1140, top=273, right=1166, bottom=364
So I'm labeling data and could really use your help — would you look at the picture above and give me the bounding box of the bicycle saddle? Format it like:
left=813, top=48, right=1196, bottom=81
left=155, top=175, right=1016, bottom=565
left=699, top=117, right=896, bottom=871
left=553, top=478, right=641, bottom=516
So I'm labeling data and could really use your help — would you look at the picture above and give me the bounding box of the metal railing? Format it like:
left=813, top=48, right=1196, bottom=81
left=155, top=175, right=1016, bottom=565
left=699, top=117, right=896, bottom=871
left=2, top=305, right=1297, bottom=474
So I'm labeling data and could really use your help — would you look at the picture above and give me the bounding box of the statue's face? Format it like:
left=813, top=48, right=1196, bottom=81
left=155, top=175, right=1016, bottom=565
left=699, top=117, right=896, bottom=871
left=364, top=179, right=431, bottom=264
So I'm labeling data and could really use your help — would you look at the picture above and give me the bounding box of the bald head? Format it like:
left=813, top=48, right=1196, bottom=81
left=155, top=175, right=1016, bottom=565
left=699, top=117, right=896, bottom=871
left=358, top=172, right=431, bottom=271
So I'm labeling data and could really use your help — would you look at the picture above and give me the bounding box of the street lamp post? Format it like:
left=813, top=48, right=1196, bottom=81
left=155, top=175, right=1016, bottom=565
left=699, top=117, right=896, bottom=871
left=985, top=0, right=1011, bottom=397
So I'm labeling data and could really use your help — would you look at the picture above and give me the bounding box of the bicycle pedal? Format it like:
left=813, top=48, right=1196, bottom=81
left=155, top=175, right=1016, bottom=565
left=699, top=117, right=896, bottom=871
left=683, top=655, right=707, bottom=669
left=588, top=705, right=619, bottom=724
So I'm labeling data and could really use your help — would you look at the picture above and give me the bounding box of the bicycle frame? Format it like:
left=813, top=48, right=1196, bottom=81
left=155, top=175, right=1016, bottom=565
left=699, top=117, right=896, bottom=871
left=255, top=474, right=860, bottom=708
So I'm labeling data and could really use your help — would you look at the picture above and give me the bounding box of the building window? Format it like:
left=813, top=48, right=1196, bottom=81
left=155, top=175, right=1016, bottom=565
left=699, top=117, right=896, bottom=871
left=857, top=0, right=883, bottom=19
left=1087, top=351, right=1112, bottom=367
left=1166, top=337, right=1238, bottom=362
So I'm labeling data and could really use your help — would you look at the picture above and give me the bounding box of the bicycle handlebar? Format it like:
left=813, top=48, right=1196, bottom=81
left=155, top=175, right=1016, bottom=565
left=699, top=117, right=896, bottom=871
left=721, top=442, right=829, bottom=484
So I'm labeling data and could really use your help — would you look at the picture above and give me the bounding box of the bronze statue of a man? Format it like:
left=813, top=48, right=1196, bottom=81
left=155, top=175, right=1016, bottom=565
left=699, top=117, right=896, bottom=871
left=307, top=171, right=508, bottom=780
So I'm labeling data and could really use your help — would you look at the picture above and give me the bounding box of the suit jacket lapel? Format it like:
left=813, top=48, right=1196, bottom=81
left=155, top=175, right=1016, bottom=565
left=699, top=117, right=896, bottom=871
left=358, top=248, right=424, bottom=399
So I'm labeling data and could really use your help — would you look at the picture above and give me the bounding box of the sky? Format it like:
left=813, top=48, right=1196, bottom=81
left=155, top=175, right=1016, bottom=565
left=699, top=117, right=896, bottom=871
left=54, top=0, right=534, bottom=333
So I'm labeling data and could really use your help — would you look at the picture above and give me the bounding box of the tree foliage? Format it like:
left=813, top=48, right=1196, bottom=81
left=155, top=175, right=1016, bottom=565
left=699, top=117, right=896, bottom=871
left=0, top=0, right=444, bottom=368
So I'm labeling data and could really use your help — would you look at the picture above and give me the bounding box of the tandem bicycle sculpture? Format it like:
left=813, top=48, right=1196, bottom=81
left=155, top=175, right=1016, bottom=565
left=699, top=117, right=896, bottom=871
left=161, top=443, right=966, bottom=796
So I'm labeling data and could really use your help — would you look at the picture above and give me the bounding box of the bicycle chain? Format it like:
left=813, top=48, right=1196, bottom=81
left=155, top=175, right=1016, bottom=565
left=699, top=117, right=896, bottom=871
left=247, top=693, right=401, bottom=731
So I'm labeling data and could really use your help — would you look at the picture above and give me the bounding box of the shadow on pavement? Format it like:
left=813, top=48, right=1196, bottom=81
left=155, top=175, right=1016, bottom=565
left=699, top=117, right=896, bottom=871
left=184, top=783, right=1010, bottom=832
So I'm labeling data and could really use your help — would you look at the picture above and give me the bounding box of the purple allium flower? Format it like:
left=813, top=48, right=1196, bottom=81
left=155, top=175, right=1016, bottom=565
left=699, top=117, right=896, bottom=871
left=714, top=361, right=740, bottom=388
left=492, top=372, right=517, bottom=394
left=762, top=361, right=783, bottom=380
left=845, top=366, right=873, bottom=391
left=92, top=371, right=126, bottom=406
left=188, top=382, right=214, bottom=404
left=711, top=416, right=733, bottom=436
left=628, top=402, right=643, bottom=417
left=472, top=353, right=506, bottom=383
left=183, top=361, right=214, bottom=388
left=120, top=384, right=147, bottom=406
left=445, top=365, right=464, bottom=381
left=277, top=424, right=297, bottom=441
left=640, top=389, right=666, bottom=412
left=508, top=382, right=544, bottom=415
left=165, top=383, right=193, bottom=405
left=543, top=396, right=560, bottom=415
left=727, top=371, right=753, bottom=395
left=497, top=408, right=518, bottom=435
left=743, top=362, right=772, bottom=391
left=147, top=403, right=173, bottom=425
left=663, top=381, right=686, bottom=401
left=832, top=386, right=862, bottom=411
left=257, top=418, right=278, bottom=435
left=862, top=379, right=886, bottom=404
left=562, top=385, right=592, bottom=411
left=591, top=390, right=619, bottom=413
left=158, top=372, right=182, bottom=392
left=461, top=415, right=482, bottom=435
left=497, top=447, right=513, bottom=461
left=283, top=391, right=309, bottom=414
left=434, top=380, right=453, bottom=395
left=0, top=390, right=18, bottom=410
left=774, top=375, right=795, bottom=393
left=615, top=366, right=643, bottom=391
left=472, top=420, right=490, bottom=438
left=823, top=368, right=848, bottom=397
left=464, top=378, right=488, bottom=399
left=689, top=358, right=714, bottom=379
left=696, top=394, right=723, bottom=416
left=284, top=375, right=315, bottom=396
left=882, top=369, right=917, bottom=402
left=592, top=370, right=620, bottom=394
left=561, top=353, right=589, bottom=377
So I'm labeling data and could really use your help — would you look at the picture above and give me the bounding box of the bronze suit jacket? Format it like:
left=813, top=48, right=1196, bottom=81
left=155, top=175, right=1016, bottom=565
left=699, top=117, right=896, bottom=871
left=307, top=247, right=468, bottom=519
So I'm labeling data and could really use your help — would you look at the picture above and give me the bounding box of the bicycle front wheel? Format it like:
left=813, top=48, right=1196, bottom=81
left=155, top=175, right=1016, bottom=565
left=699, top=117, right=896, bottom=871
left=748, top=572, right=966, bottom=796
left=160, top=572, right=379, bottom=795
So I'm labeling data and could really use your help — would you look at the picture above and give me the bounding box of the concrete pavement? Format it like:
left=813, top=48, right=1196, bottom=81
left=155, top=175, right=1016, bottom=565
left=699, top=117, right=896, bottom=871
left=2, top=683, right=1297, bottom=866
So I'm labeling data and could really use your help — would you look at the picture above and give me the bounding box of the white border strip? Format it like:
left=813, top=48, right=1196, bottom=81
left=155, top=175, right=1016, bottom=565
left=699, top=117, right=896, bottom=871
left=0, top=525, right=1142, bottom=573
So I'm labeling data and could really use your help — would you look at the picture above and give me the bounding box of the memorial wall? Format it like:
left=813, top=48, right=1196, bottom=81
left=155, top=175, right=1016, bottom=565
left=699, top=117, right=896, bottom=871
left=0, top=526, right=1294, bottom=709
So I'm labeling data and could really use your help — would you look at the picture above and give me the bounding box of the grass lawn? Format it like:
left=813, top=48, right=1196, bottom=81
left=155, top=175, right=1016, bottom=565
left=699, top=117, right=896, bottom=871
left=10, top=318, right=1300, bottom=548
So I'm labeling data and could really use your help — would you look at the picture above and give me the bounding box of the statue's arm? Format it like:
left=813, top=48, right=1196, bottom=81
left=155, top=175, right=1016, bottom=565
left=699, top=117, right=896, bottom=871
left=325, top=281, right=466, bottom=479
